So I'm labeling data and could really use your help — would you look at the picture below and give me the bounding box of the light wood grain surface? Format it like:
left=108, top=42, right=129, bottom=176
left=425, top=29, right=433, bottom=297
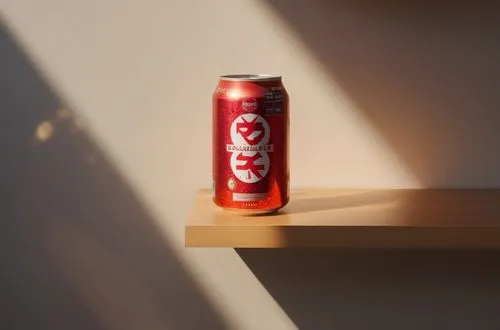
left=185, top=189, right=500, bottom=248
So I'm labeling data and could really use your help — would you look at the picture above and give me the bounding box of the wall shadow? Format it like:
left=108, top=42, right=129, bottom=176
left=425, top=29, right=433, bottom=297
left=238, top=249, right=500, bottom=330
left=262, top=0, right=500, bottom=187
left=0, top=24, right=228, bottom=330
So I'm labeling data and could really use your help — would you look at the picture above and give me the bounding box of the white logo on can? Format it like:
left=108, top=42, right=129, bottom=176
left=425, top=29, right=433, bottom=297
left=227, top=113, right=273, bottom=183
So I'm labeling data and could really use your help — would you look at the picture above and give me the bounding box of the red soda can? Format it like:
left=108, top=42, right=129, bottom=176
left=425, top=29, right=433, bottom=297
left=212, top=74, right=289, bottom=215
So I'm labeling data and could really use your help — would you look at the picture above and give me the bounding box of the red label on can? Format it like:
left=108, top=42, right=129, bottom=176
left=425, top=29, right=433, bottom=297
left=213, top=79, right=289, bottom=212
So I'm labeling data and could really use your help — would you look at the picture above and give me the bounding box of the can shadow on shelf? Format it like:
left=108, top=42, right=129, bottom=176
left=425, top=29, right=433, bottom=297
left=278, top=189, right=500, bottom=225
left=279, top=189, right=398, bottom=215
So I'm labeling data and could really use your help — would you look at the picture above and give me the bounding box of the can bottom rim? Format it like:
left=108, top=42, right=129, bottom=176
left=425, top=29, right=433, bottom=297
left=222, top=207, right=281, bottom=216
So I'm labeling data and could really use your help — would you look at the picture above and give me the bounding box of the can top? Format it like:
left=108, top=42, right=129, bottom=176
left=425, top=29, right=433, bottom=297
left=219, top=74, right=282, bottom=82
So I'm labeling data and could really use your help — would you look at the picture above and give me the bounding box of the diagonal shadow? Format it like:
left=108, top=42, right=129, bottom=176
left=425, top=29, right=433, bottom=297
left=0, top=23, right=228, bottom=330
left=262, top=0, right=500, bottom=187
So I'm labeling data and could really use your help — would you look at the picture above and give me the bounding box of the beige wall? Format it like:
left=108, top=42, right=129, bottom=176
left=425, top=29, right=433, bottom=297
left=2, top=0, right=500, bottom=329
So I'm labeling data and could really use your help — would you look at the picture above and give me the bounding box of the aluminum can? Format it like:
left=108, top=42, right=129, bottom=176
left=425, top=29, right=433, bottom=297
left=212, top=74, right=289, bottom=215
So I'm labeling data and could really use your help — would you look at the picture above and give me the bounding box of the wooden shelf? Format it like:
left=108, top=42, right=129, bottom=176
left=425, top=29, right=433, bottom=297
left=185, top=189, right=500, bottom=248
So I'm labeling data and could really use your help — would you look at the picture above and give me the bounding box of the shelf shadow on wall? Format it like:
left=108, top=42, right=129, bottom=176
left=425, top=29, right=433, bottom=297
left=262, top=0, right=500, bottom=187
left=238, top=248, right=500, bottom=330
left=0, top=23, right=228, bottom=330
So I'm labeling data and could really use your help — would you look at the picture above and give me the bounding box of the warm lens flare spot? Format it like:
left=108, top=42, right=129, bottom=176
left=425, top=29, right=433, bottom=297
left=34, top=120, right=55, bottom=143
left=56, top=108, right=72, bottom=121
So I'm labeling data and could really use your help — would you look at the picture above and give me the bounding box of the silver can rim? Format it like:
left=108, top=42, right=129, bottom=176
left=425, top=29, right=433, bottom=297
left=219, top=74, right=282, bottom=82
